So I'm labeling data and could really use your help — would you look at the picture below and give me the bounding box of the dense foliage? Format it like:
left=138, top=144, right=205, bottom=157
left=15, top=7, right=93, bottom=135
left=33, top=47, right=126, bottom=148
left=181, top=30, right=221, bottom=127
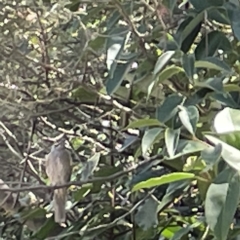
left=1, top=0, right=240, bottom=239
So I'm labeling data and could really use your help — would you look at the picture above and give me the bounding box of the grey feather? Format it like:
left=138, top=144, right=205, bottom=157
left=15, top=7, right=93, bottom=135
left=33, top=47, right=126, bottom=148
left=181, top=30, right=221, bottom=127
left=45, top=140, right=72, bottom=223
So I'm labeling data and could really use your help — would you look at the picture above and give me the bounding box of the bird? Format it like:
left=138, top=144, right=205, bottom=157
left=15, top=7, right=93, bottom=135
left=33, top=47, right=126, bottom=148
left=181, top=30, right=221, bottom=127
left=45, top=138, right=72, bottom=223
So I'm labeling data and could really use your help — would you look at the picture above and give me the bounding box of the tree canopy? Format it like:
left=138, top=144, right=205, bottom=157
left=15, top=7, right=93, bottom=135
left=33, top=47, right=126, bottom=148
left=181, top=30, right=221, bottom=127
left=1, top=0, right=240, bottom=239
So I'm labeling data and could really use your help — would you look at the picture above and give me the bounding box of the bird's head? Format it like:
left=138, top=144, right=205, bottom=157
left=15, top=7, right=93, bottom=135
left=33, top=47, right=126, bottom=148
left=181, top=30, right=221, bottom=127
left=52, top=136, right=67, bottom=151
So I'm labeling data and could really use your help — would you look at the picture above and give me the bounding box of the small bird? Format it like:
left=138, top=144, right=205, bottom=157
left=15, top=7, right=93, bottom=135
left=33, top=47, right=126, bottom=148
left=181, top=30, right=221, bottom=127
left=45, top=138, right=72, bottom=223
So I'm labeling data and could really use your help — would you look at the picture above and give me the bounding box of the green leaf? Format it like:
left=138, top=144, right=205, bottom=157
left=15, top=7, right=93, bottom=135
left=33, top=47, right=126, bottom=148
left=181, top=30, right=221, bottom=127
left=165, top=128, right=180, bottom=158
left=211, top=92, right=238, bottom=108
left=201, top=144, right=222, bottom=171
left=32, top=218, right=59, bottom=239
left=170, top=222, right=202, bottom=240
left=224, top=83, right=240, bottom=92
left=187, top=105, right=199, bottom=133
left=175, top=15, right=202, bottom=53
left=225, top=2, right=240, bottom=41
left=218, top=131, right=240, bottom=150
left=171, top=140, right=207, bottom=159
left=178, top=106, right=195, bottom=136
left=177, top=105, right=199, bottom=135
left=189, top=0, right=225, bottom=11
left=195, top=77, right=224, bottom=92
left=132, top=172, right=195, bottom=192
left=213, top=107, right=240, bottom=133
left=73, top=184, right=92, bottom=202
left=156, top=94, right=184, bottom=123
left=205, top=134, right=240, bottom=171
left=89, top=35, right=105, bottom=51
left=124, top=118, right=163, bottom=130
left=195, top=30, right=232, bottom=60
left=195, top=57, right=232, bottom=73
left=142, top=127, right=163, bottom=154
left=162, top=227, right=182, bottom=239
left=182, top=53, right=195, bottom=80
left=20, top=208, right=46, bottom=220
left=158, top=180, right=190, bottom=212
left=72, top=87, right=98, bottom=102
left=205, top=169, right=240, bottom=240
left=81, top=153, right=101, bottom=181
left=105, top=26, right=128, bottom=73
left=208, top=7, right=230, bottom=25
left=153, top=51, right=176, bottom=75
left=135, top=196, right=159, bottom=230
left=158, top=66, right=184, bottom=83
left=106, top=61, right=134, bottom=96
left=177, top=12, right=204, bottom=45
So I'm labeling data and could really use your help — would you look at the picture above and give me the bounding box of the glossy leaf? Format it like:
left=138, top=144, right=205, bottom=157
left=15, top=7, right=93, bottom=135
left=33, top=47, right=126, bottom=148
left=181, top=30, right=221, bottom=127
left=205, top=169, right=240, bottom=240
left=177, top=13, right=204, bottom=43
left=211, top=92, right=238, bottom=108
left=171, top=140, right=207, bottom=159
left=201, top=143, right=222, bottom=170
left=182, top=53, right=195, bottom=81
left=189, top=0, right=225, bottom=11
left=195, top=77, right=224, bottom=92
left=195, top=30, right=232, bottom=60
left=142, top=127, right=163, bottom=154
left=187, top=106, right=199, bottom=133
left=205, top=134, right=240, bottom=171
left=106, top=61, right=134, bottom=96
left=225, top=2, right=240, bottom=41
left=213, top=107, right=240, bottom=133
left=170, top=222, right=202, bottom=240
left=132, top=172, right=195, bottom=192
left=178, top=106, right=195, bottom=136
left=208, top=7, right=230, bottom=25
left=158, top=180, right=190, bottom=212
left=153, top=51, right=176, bottom=75
left=175, top=15, right=203, bottom=53
left=217, top=131, right=240, bottom=150
left=105, top=26, right=128, bottom=73
left=195, top=57, right=232, bottom=72
left=158, top=66, right=184, bottom=83
left=156, top=94, right=184, bottom=123
left=81, top=153, right=101, bottom=181
left=165, top=128, right=180, bottom=158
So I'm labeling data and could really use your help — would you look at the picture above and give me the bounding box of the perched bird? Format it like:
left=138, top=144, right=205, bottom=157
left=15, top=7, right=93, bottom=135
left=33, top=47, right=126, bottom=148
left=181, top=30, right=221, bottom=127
left=45, top=138, right=72, bottom=223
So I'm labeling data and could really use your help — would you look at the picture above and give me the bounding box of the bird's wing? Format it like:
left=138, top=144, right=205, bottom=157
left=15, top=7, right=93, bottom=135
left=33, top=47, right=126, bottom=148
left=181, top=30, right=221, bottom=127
left=45, top=152, right=59, bottom=184
left=58, top=150, right=72, bottom=182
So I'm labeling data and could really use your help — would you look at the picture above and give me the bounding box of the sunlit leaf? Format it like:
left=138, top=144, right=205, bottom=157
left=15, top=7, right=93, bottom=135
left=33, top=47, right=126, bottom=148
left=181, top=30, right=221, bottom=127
left=153, top=51, right=176, bottom=75
left=142, top=128, right=163, bottom=154
left=205, top=168, right=240, bottom=240
left=124, top=119, right=163, bottom=129
left=213, top=107, right=240, bottom=133
left=205, top=134, right=240, bottom=171
left=165, top=128, right=180, bottom=158
left=132, top=172, right=195, bottom=192
left=195, top=57, right=232, bottom=72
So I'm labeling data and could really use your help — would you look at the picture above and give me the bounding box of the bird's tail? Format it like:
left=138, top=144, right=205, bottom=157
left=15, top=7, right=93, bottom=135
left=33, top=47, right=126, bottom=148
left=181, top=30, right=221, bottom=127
left=53, top=188, right=67, bottom=223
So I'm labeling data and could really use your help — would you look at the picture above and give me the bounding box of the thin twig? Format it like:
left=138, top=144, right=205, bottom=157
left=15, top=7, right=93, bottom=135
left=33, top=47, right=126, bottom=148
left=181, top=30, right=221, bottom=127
left=13, top=119, right=36, bottom=207
left=0, top=155, right=163, bottom=193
